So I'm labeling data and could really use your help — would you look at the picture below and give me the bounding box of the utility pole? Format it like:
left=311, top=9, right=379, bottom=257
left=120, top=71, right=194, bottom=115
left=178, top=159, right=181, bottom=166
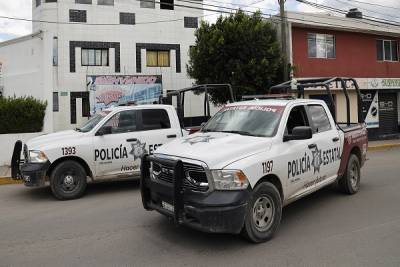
left=278, top=0, right=288, bottom=81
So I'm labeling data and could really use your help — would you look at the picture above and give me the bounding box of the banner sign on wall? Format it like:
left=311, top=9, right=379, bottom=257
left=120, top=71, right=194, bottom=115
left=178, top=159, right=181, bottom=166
left=360, top=90, right=379, bottom=128
left=87, top=75, right=162, bottom=114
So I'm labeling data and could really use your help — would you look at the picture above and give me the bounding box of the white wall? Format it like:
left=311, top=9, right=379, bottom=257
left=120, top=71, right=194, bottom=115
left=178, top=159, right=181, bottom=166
left=31, top=0, right=202, bottom=131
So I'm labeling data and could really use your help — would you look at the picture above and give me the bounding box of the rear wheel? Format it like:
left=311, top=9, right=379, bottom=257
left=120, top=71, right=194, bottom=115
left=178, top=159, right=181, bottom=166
left=338, top=154, right=360, bottom=194
left=50, top=160, right=87, bottom=200
left=241, top=182, right=282, bottom=243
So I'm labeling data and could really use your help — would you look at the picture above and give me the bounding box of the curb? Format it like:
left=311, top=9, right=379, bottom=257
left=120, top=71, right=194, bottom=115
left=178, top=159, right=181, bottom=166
left=368, top=143, right=400, bottom=151
left=0, top=177, right=23, bottom=186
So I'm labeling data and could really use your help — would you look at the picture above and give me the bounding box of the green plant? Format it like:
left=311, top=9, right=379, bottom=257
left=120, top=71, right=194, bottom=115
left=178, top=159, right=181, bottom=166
left=187, top=10, right=283, bottom=104
left=0, top=96, right=47, bottom=134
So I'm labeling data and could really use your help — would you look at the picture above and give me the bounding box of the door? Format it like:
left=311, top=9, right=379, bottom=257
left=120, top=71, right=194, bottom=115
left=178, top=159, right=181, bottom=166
left=137, top=108, right=181, bottom=156
left=306, top=104, right=341, bottom=188
left=281, top=105, right=316, bottom=199
left=94, top=110, right=141, bottom=179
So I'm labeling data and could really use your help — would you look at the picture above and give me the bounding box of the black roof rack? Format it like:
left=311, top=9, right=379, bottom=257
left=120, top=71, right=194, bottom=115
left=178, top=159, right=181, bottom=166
left=269, top=77, right=363, bottom=125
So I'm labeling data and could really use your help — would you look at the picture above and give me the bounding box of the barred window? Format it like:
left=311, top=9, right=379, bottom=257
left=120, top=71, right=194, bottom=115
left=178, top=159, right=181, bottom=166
left=120, top=13, right=135, bottom=25
left=69, top=9, right=87, bottom=23
left=377, top=40, right=398, bottom=61
left=184, top=17, right=198, bottom=28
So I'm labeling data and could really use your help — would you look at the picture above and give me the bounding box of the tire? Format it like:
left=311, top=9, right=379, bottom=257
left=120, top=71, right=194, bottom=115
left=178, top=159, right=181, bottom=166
left=338, top=154, right=361, bottom=195
left=50, top=160, right=87, bottom=200
left=241, top=182, right=282, bottom=243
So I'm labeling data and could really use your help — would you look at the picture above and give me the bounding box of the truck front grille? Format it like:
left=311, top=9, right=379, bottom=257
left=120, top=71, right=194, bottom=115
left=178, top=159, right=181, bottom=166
left=152, top=161, right=209, bottom=192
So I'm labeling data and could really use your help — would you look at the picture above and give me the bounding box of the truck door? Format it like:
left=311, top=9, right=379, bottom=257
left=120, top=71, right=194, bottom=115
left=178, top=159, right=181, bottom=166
left=136, top=108, right=181, bottom=156
left=306, top=104, right=341, bottom=187
left=93, top=110, right=141, bottom=179
left=281, top=104, right=316, bottom=199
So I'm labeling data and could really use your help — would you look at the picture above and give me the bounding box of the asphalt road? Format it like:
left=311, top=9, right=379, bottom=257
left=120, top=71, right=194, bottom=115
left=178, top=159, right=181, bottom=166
left=1, top=149, right=400, bottom=267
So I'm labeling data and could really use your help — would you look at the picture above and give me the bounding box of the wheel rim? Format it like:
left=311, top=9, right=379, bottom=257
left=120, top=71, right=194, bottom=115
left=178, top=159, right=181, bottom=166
left=349, top=162, right=359, bottom=190
left=60, top=171, right=79, bottom=192
left=252, top=196, right=275, bottom=232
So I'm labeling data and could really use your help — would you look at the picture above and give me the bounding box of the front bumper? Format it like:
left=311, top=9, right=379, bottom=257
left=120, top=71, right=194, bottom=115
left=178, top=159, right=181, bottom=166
left=141, top=155, right=250, bottom=234
left=20, top=161, right=50, bottom=187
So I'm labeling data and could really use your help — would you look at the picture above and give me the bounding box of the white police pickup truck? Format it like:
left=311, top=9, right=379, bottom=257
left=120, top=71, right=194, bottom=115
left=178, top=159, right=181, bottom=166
left=14, top=105, right=185, bottom=200
left=140, top=78, right=368, bottom=243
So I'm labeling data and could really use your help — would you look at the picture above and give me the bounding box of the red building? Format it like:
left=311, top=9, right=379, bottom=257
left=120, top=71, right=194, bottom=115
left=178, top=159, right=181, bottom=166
left=283, top=11, right=400, bottom=139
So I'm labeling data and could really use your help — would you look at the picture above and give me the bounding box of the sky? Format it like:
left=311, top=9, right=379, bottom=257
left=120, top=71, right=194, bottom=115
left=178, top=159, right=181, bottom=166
left=0, top=0, right=400, bottom=42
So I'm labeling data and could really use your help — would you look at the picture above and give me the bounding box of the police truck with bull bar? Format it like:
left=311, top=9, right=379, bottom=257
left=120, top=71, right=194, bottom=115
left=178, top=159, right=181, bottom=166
left=140, top=77, right=368, bottom=243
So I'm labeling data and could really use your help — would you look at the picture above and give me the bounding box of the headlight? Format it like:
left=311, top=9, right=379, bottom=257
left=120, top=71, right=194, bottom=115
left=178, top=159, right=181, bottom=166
left=29, top=150, right=48, bottom=163
left=210, top=170, right=249, bottom=190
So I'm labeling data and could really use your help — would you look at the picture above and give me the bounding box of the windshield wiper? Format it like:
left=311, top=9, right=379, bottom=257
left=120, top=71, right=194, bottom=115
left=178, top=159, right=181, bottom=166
left=220, top=130, right=255, bottom=136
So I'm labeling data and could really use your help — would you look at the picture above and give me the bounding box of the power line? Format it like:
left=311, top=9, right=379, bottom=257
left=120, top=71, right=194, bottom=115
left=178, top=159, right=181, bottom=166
left=345, top=0, right=400, bottom=10
left=297, top=0, right=400, bottom=27
left=329, top=0, right=400, bottom=22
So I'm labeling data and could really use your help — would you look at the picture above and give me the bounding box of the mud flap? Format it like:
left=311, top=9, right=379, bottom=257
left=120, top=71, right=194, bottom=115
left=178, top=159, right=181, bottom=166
left=11, top=140, right=22, bottom=179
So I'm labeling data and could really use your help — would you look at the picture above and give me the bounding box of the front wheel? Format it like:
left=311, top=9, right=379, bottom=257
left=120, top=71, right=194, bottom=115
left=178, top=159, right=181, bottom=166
left=241, top=182, right=282, bottom=243
left=50, top=160, right=87, bottom=200
left=338, top=154, right=361, bottom=194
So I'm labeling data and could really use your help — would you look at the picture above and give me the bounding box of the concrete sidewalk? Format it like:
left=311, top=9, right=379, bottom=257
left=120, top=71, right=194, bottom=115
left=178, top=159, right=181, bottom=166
left=368, top=139, right=400, bottom=151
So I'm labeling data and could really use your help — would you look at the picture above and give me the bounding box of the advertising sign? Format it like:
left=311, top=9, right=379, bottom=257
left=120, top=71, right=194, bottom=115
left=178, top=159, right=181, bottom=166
left=360, top=90, right=379, bottom=128
left=87, top=75, right=162, bottom=114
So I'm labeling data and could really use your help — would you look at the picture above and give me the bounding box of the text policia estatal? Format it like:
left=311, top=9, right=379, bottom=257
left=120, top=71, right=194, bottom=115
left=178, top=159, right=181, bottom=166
left=287, top=146, right=341, bottom=179
left=95, top=145, right=128, bottom=161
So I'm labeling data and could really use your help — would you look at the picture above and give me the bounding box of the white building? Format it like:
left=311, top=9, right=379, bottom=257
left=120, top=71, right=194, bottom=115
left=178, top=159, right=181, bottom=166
left=0, top=0, right=202, bottom=132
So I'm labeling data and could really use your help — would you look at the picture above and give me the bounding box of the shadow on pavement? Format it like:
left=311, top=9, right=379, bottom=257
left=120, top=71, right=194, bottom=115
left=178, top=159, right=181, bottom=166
left=143, top=184, right=353, bottom=250
left=12, top=179, right=140, bottom=202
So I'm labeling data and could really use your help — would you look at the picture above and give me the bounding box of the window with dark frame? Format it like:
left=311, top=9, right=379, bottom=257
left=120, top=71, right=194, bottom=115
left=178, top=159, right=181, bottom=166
left=184, top=17, right=198, bottom=28
left=81, top=48, right=109, bottom=66
left=75, top=0, right=92, bottom=4
left=377, top=40, right=399, bottom=62
left=45, top=0, right=57, bottom=2
left=69, top=9, right=87, bottom=22
left=120, top=13, right=135, bottom=25
left=146, top=50, right=170, bottom=67
left=53, top=92, right=59, bottom=112
left=160, top=0, right=174, bottom=10
left=307, top=33, right=335, bottom=59
left=98, top=0, right=114, bottom=5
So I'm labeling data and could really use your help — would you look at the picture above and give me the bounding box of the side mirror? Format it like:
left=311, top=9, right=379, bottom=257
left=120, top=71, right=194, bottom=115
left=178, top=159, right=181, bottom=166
left=283, top=126, right=313, bottom=142
left=96, top=126, right=112, bottom=136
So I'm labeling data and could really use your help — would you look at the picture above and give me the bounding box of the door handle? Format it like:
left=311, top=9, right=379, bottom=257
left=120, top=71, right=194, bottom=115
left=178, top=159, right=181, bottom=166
left=126, top=138, right=138, bottom=142
left=308, top=143, right=317, bottom=149
left=332, top=137, right=339, bottom=142
left=167, top=134, right=177, bottom=138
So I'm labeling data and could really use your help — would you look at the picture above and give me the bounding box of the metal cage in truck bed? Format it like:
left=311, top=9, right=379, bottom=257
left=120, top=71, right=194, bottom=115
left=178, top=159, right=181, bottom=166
left=268, top=77, right=364, bottom=126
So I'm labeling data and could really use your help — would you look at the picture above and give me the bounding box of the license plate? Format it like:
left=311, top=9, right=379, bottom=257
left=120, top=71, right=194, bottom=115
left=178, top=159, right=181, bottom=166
left=161, top=201, right=174, bottom=213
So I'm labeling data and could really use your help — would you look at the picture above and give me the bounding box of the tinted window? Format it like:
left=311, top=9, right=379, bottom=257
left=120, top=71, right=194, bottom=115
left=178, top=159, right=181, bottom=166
left=307, top=105, right=331, bottom=133
left=141, top=109, right=171, bottom=130
left=286, top=106, right=309, bottom=134
left=104, top=110, right=137, bottom=134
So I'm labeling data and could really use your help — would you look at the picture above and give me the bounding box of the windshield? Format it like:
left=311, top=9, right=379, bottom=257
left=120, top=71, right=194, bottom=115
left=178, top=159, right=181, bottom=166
left=202, top=105, right=284, bottom=137
left=77, top=111, right=111, bottom=133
